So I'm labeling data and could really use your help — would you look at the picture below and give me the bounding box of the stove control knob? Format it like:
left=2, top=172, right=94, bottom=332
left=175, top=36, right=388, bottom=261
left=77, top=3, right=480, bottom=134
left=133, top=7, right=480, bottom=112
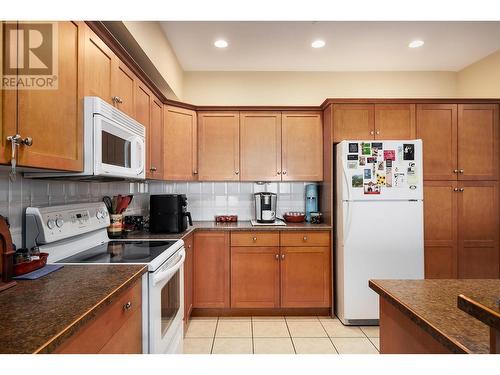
left=47, top=219, right=56, bottom=229
left=96, top=210, right=104, bottom=219
left=56, top=218, right=64, bottom=228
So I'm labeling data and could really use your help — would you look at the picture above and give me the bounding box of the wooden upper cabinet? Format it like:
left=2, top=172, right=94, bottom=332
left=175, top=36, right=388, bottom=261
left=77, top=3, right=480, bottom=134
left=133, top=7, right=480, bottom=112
left=423, top=181, right=458, bottom=279
left=1, top=22, right=17, bottom=165
left=193, top=231, right=230, bottom=308
left=240, top=112, right=282, bottom=181
left=113, top=61, right=136, bottom=118
left=198, top=112, right=240, bottom=181
left=416, top=104, right=458, bottom=181
left=282, top=112, right=323, bottom=181
left=457, top=182, right=499, bottom=278
left=280, top=246, right=330, bottom=308
left=83, top=25, right=114, bottom=104
left=457, top=104, right=499, bottom=181
left=332, top=104, right=374, bottom=142
left=374, top=104, right=416, bottom=140
left=149, top=97, right=164, bottom=179
left=16, top=21, right=84, bottom=171
left=231, top=246, right=280, bottom=308
left=164, top=106, right=198, bottom=180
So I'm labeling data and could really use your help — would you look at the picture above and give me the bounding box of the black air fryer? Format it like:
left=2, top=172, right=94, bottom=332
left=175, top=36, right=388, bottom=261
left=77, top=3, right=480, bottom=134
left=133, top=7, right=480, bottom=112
left=149, top=194, right=193, bottom=233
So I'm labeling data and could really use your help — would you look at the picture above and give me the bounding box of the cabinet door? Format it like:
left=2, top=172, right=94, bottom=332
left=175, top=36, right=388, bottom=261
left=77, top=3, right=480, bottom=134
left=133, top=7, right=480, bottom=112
left=423, top=181, right=458, bottom=278
left=83, top=25, right=114, bottom=104
left=280, top=247, right=330, bottom=308
left=231, top=247, right=280, bottom=308
left=457, top=104, right=499, bottom=181
left=374, top=104, right=416, bottom=140
left=198, top=112, right=240, bottom=181
left=332, top=104, right=374, bottom=142
left=458, top=182, right=499, bottom=278
left=1, top=21, right=17, bottom=164
left=17, top=21, right=84, bottom=171
left=416, top=104, right=458, bottom=181
left=183, top=235, right=194, bottom=324
left=240, top=112, right=282, bottom=181
left=149, top=97, right=164, bottom=179
left=164, top=106, right=197, bottom=180
left=193, top=231, right=230, bottom=308
left=134, top=82, right=152, bottom=177
left=282, top=112, right=323, bottom=181
left=113, top=61, right=136, bottom=118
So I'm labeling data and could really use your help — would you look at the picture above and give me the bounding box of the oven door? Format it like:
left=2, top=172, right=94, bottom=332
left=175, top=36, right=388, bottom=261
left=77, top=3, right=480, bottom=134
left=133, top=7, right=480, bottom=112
left=148, top=247, right=185, bottom=354
left=93, top=114, right=145, bottom=179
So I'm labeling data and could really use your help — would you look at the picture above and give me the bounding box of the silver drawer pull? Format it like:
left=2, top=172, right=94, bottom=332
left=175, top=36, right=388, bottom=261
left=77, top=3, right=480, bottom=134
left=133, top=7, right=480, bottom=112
left=123, top=301, right=132, bottom=311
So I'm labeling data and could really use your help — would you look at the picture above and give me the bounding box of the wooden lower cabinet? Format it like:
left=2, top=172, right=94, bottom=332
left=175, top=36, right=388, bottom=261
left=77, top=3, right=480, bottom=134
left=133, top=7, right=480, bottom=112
left=231, top=247, right=280, bottom=308
left=458, top=182, right=499, bottom=278
left=424, top=181, right=499, bottom=279
left=55, top=279, right=142, bottom=354
left=280, top=246, right=331, bottom=308
left=183, top=234, right=194, bottom=326
left=193, top=231, right=230, bottom=308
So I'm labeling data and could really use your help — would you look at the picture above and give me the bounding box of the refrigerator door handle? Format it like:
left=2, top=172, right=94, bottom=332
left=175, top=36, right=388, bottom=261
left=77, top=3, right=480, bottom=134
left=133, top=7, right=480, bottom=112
left=345, top=200, right=352, bottom=243
left=342, top=155, right=352, bottom=202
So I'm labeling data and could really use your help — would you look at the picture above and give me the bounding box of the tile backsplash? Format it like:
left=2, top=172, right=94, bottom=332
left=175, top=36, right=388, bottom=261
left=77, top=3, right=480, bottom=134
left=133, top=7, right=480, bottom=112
left=0, top=171, right=312, bottom=248
left=149, top=181, right=310, bottom=221
left=0, top=173, right=150, bottom=247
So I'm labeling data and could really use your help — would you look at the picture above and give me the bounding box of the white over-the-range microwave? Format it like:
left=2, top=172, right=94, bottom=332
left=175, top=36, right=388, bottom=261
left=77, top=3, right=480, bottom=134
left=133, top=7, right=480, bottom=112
left=25, top=96, right=146, bottom=181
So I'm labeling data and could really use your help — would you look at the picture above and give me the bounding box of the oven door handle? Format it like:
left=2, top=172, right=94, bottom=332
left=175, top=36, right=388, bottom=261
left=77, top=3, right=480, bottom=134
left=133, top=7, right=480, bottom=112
left=152, top=249, right=186, bottom=286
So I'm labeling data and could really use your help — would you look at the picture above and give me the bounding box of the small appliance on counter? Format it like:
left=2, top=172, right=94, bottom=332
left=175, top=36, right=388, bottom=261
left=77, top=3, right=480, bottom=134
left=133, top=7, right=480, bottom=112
left=254, top=192, right=277, bottom=223
left=305, top=184, right=319, bottom=222
left=149, top=194, right=193, bottom=234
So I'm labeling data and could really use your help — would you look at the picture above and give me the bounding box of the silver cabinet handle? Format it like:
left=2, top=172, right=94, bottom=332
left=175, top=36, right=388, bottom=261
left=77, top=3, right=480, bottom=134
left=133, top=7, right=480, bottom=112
left=281, top=254, right=285, bottom=260
left=453, top=169, right=459, bottom=173
left=193, top=170, right=198, bottom=175
left=235, top=170, right=239, bottom=175
left=23, top=137, right=33, bottom=146
left=459, top=169, right=464, bottom=174
left=282, top=171, right=287, bottom=175
left=188, top=244, right=192, bottom=249
left=150, top=167, right=157, bottom=172
left=303, top=236, right=308, bottom=241
left=123, top=301, right=132, bottom=311
left=252, top=237, right=257, bottom=242
left=275, top=254, right=279, bottom=260
left=112, top=96, right=123, bottom=104
left=375, top=130, right=380, bottom=135
left=459, top=188, right=464, bottom=192
left=277, top=171, right=281, bottom=175
left=370, top=131, right=374, bottom=135
left=453, top=187, right=459, bottom=192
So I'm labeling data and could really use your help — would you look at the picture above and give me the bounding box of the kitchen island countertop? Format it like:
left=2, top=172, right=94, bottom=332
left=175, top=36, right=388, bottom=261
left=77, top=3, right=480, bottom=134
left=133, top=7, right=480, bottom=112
left=0, top=264, right=147, bottom=354
left=369, top=279, right=500, bottom=354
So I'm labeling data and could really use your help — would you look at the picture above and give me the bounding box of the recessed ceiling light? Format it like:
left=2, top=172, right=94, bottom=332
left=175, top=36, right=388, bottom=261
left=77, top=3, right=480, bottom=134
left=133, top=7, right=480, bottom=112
left=311, top=40, right=326, bottom=49
left=214, top=39, right=228, bottom=48
left=408, top=40, right=424, bottom=48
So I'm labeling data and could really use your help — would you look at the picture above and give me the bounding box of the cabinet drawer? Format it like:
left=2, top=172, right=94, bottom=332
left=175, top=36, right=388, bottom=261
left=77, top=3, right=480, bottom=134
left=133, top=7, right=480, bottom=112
left=280, top=231, right=330, bottom=247
left=231, top=231, right=280, bottom=247
left=55, top=280, right=142, bottom=354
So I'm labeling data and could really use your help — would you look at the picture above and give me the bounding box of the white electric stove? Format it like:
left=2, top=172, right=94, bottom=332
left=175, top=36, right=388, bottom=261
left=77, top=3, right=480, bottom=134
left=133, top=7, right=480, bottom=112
left=24, top=202, right=185, bottom=354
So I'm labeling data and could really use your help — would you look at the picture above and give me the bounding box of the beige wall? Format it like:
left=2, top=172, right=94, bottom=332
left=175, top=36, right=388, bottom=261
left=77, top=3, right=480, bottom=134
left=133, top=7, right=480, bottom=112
left=182, top=71, right=458, bottom=106
left=123, top=21, right=183, bottom=99
left=457, top=49, right=500, bottom=98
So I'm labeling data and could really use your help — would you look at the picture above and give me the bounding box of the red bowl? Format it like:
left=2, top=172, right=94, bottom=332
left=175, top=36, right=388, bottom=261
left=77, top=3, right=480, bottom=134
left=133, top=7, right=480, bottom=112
left=283, top=212, right=306, bottom=223
left=13, top=253, right=49, bottom=276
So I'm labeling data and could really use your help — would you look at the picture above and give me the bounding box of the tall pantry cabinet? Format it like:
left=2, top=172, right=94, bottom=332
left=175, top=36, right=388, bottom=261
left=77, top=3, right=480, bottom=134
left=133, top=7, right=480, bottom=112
left=418, top=104, right=499, bottom=279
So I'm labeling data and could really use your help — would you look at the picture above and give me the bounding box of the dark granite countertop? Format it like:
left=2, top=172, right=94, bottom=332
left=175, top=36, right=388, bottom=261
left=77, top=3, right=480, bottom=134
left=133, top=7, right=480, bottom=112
left=0, top=264, right=147, bottom=354
left=458, top=293, right=500, bottom=331
left=369, top=279, right=500, bottom=354
left=122, top=220, right=332, bottom=240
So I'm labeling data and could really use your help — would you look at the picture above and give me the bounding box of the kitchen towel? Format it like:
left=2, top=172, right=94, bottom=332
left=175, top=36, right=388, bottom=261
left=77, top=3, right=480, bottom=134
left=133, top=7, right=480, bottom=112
left=13, top=264, right=64, bottom=280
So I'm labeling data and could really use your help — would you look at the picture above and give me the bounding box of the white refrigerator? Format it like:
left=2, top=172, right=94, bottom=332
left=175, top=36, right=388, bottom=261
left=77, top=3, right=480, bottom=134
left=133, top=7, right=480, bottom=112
left=335, top=140, right=424, bottom=325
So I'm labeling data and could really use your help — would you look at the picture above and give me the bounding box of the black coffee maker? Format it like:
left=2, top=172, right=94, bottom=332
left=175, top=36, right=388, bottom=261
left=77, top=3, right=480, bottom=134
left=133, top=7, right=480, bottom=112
left=149, top=194, right=193, bottom=233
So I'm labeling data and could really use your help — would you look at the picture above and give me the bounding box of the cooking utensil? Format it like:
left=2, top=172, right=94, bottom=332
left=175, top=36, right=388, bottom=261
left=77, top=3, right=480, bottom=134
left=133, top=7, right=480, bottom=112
left=112, top=195, right=118, bottom=214
left=103, top=196, right=113, bottom=213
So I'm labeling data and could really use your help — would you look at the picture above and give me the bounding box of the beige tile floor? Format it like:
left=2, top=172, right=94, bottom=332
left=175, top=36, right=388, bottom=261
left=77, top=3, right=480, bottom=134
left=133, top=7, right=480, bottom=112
left=183, top=316, right=380, bottom=354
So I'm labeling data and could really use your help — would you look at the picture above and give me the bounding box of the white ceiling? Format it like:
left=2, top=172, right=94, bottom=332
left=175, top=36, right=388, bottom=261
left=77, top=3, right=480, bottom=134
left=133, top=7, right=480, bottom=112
left=160, top=21, right=500, bottom=72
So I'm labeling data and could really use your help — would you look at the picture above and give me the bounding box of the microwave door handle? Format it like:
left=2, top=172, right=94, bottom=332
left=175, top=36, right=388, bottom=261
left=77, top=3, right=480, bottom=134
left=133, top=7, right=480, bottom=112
left=152, top=249, right=186, bottom=286
left=132, top=136, right=144, bottom=175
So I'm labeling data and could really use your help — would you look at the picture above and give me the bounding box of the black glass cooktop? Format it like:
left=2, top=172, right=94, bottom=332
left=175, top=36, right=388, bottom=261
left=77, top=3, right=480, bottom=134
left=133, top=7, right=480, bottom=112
left=57, top=240, right=177, bottom=264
